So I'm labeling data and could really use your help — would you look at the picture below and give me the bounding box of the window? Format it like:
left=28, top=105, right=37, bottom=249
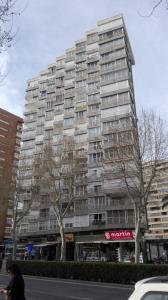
left=88, top=115, right=99, bottom=125
left=88, top=104, right=100, bottom=112
left=101, top=69, right=128, bottom=82
left=101, top=48, right=125, bottom=61
left=89, top=141, right=102, bottom=150
left=45, top=129, right=53, bottom=139
left=141, top=292, right=168, bottom=300
left=65, top=107, right=74, bottom=114
left=101, top=58, right=126, bottom=71
left=105, top=147, right=118, bottom=160
left=45, top=110, right=54, bottom=119
left=89, top=196, right=105, bottom=209
left=89, top=152, right=103, bottom=162
left=88, top=72, right=99, bottom=80
left=64, top=97, right=74, bottom=106
left=100, top=38, right=124, bottom=51
left=75, top=199, right=88, bottom=210
left=75, top=133, right=87, bottom=143
left=76, top=52, right=86, bottom=61
left=88, top=81, right=99, bottom=90
left=76, top=80, right=86, bottom=88
left=88, top=127, right=101, bottom=138
left=99, top=28, right=123, bottom=41
left=87, top=33, right=97, bottom=43
left=88, top=62, right=98, bottom=70
left=55, top=94, right=64, bottom=103
left=66, top=69, right=75, bottom=77
left=39, top=209, right=49, bottom=218
left=88, top=93, right=99, bottom=101
left=104, top=133, right=117, bottom=144
left=64, top=117, right=74, bottom=127
left=76, top=186, right=87, bottom=196
left=76, top=110, right=87, bottom=120
left=76, top=61, right=86, bottom=69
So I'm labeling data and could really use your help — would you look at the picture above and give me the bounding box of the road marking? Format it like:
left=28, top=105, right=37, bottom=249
left=0, top=273, right=133, bottom=290
left=69, top=297, right=93, bottom=300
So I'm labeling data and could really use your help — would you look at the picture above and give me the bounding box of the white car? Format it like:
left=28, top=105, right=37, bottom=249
left=128, top=277, right=168, bottom=300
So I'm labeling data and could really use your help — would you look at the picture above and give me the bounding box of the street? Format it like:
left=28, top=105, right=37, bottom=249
left=0, top=274, right=133, bottom=300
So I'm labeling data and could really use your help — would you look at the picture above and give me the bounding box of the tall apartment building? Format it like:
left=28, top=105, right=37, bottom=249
left=0, top=108, right=23, bottom=241
left=145, top=161, right=168, bottom=262
left=19, top=15, right=139, bottom=262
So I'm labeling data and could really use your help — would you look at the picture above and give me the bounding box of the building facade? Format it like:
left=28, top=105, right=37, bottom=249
left=0, top=108, right=23, bottom=241
left=145, top=161, right=168, bottom=262
left=18, top=15, right=139, bottom=262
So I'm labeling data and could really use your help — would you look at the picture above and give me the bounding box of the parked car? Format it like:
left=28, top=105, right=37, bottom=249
left=128, top=277, right=168, bottom=300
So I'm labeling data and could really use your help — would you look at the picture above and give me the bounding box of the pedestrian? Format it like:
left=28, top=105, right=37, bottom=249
left=0, top=264, right=26, bottom=300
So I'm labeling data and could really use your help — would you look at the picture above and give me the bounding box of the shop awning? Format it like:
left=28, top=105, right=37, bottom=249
left=34, top=241, right=59, bottom=247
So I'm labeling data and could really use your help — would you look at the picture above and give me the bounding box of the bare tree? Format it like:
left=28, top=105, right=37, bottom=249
left=10, top=157, right=38, bottom=260
left=0, top=0, right=20, bottom=53
left=34, top=137, right=86, bottom=261
left=105, top=110, right=168, bottom=263
left=139, top=0, right=168, bottom=17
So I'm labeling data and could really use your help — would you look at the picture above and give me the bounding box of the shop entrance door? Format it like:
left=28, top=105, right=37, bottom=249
left=66, top=242, right=75, bottom=261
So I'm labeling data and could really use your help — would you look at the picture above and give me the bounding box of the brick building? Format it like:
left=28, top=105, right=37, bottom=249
left=0, top=108, right=23, bottom=240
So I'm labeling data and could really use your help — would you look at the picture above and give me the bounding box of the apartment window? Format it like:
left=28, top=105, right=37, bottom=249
left=88, top=62, right=98, bottom=70
left=101, top=48, right=125, bottom=61
left=103, top=120, right=118, bottom=130
left=76, top=186, right=87, bottom=196
left=105, top=147, right=118, bottom=160
left=39, top=222, right=48, bottom=231
left=101, top=69, right=128, bottom=82
left=57, top=59, right=64, bottom=67
left=88, top=127, right=101, bottom=138
left=99, top=28, right=123, bottom=41
left=76, top=80, right=86, bottom=88
left=39, top=208, right=49, bottom=218
left=45, top=110, right=54, bottom=119
left=75, top=199, right=88, bottom=210
left=65, top=107, right=74, bottom=114
left=88, top=115, right=99, bottom=126
left=88, top=104, right=100, bottom=112
left=76, top=70, right=86, bottom=78
left=66, top=69, right=75, bottom=77
left=76, top=52, right=86, bottom=61
left=88, top=71, right=99, bottom=80
left=87, top=33, right=97, bottom=43
left=64, top=97, right=74, bottom=106
left=66, top=50, right=75, bottom=59
left=56, top=94, right=64, bottom=103
left=44, top=129, right=53, bottom=139
left=55, top=104, right=63, bottom=111
left=88, top=93, right=99, bottom=101
left=64, top=117, right=74, bottom=126
left=76, top=41, right=86, bottom=51
left=76, top=110, right=87, bottom=120
left=101, top=58, right=126, bottom=71
left=50, top=220, right=57, bottom=230
left=65, top=223, right=73, bottom=228
left=104, top=133, right=117, bottom=144
left=89, top=196, right=105, bottom=209
left=75, top=133, right=87, bottom=143
left=106, top=195, right=124, bottom=207
left=76, top=61, right=86, bottom=69
left=100, top=38, right=124, bottom=51
left=89, top=152, right=103, bottom=162
left=90, top=213, right=105, bottom=225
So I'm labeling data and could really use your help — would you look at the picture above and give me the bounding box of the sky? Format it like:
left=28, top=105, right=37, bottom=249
left=0, top=0, right=168, bottom=119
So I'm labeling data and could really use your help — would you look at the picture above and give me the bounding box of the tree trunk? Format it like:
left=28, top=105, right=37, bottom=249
left=134, top=206, right=141, bottom=264
left=59, top=221, right=66, bottom=261
left=12, top=226, right=17, bottom=261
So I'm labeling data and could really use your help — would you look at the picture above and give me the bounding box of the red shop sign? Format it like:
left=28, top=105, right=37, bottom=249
left=104, top=230, right=134, bottom=241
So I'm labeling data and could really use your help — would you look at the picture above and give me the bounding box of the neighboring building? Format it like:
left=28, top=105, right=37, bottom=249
left=18, top=15, right=139, bottom=262
left=0, top=108, right=23, bottom=240
left=145, top=160, right=168, bottom=262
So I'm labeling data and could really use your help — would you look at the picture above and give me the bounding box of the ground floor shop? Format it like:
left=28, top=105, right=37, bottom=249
left=146, top=239, right=168, bottom=263
left=14, top=229, right=144, bottom=263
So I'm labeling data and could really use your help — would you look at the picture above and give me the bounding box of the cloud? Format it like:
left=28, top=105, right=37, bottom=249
left=0, top=0, right=167, bottom=119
